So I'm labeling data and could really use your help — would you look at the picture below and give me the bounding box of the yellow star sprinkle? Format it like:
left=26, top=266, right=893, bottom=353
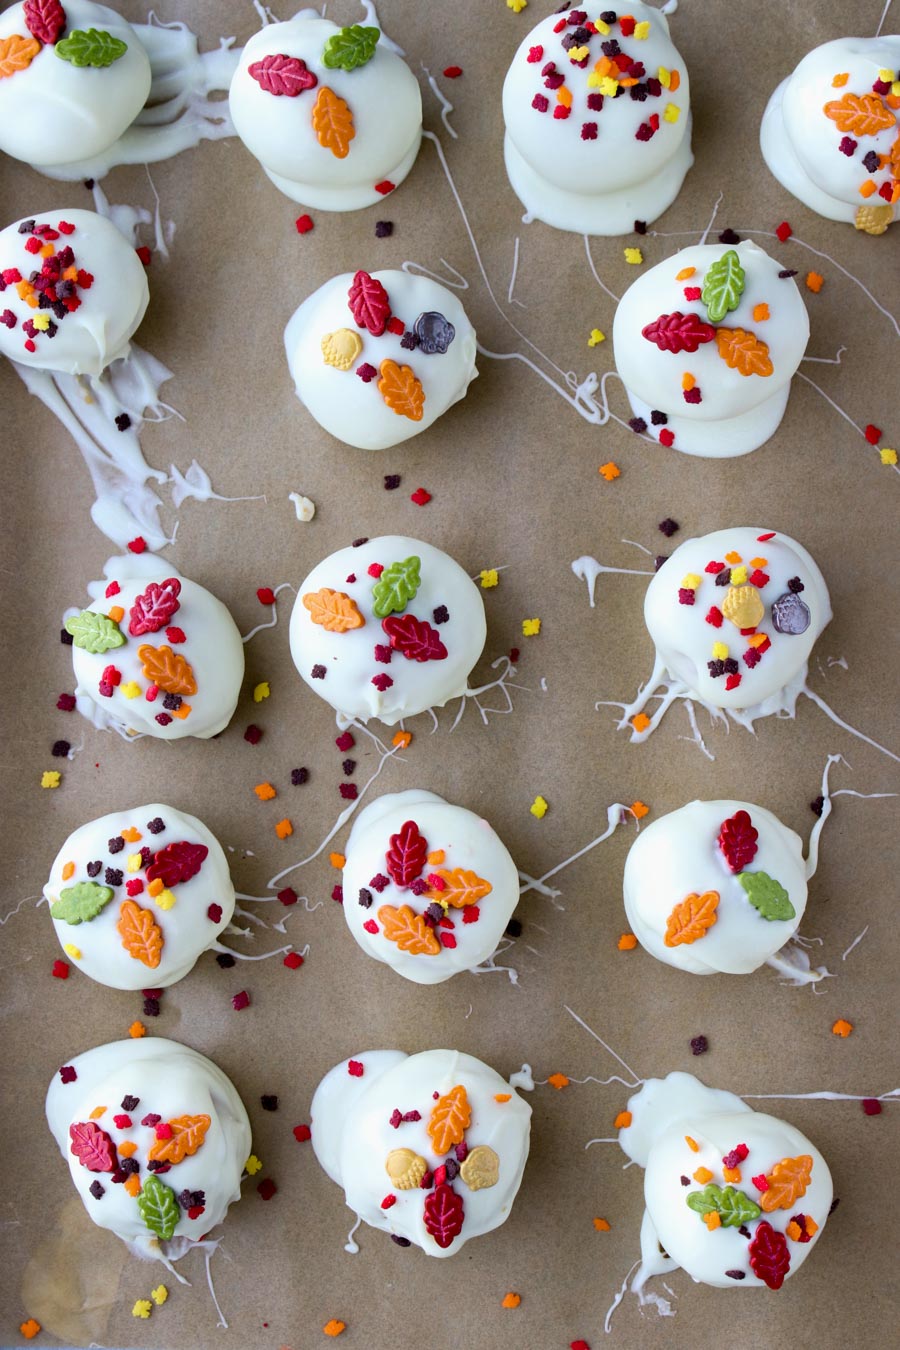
left=506, top=0, right=527, bottom=11
left=245, top=1154, right=262, bottom=1175
left=522, top=618, right=541, bottom=637
left=663, top=102, right=681, bottom=122
left=588, top=328, right=605, bottom=346
left=151, top=1286, right=168, bottom=1306
left=480, top=569, right=499, bottom=588
left=634, top=20, right=650, bottom=38
left=155, top=888, right=176, bottom=911
left=624, top=247, right=643, bottom=264
left=880, top=447, right=898, bottom=465
left=530, top=795, right=548, bottom=819
left=132, top=1300, right=152, bottom=1319
left=120, top=681, right=141, bottom=699
left=63, top=944, right=82, bottom=959
left=253, top=681, right=270, bottom=703
left=41, top=770, right=61, bottom=789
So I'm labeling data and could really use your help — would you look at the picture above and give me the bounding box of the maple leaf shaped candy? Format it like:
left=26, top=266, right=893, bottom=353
left=717, top=810, right=758, bottom=872
left=377, top=904, right=441, bottom=955
left=117, top=899, right=163, bottom=968
left=146, top=840, right=209, bottom=888
left=69, top=1121, right=117, bottom=1172
left=427, top=1085, right=471, bottom=1155
left=248, top=53, right=317, bottom=96
left=760, top=1155, right=813, bottom=1212
left=823, top=92, right=894, bottom=137
left=347, top=270, right=391, bottom=336
left=748, top=1220, right=791, bottom=1289
left=426, top=868, right=492, bottom=909
left=23, top=0, right=66, bottom=45
left=664, top=890, right=719, bottom=947
left=381, top=614, right=448, bottom=662
left=128, top=578, right=182, bottom=636
left=641, top=311, right=716, bottom=354
left=385, top=820, right=427, bottom=887
left=312, top=85, right=355, bottom=158
left=423, top=1182, right=465, bottom=1248
left=148, top=1114, right=211, bottom=1165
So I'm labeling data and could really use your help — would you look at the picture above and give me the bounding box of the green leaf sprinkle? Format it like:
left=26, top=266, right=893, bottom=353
left=55, top=28, right=128, bottom=68
left=372, top=556, right=421, bottom=619
left=50, top=881, right=114, bottom=926
left=137, top=1174, right=180, bottom=1241
left=686, top=1183, right=761, bottom=1227
left=321, top=24, right=380, bottom=72
left=65, top=609, right=125, bottom=654
left=700, top=249, right=745, bottom=323
left=739, top=870, right=796, bottom=922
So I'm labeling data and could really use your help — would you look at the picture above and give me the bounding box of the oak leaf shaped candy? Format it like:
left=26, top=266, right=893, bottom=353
left=427, top=1084, right=471, bottom=1155
left=664, top=890, right=719, bottom=947
left=385, top=1147, right=428, bottom=1190
left=347, top=269, right=391, bottom=336
left=372, top=556, right=420, bottom=618
left=312, top=85, right=355, bottom=159
left=641, top=311, right=716, bottom=354
left=55, top=27, right=127, bottom=67
left=385, top=819, right=428, bottom=887
left=146, top=840, right=209, bottom=888
left=686, top=1183, right=761, bottom=1227
left=378, top=359, right=425, bottom=421
left=117, top=899, right=163, bottom=968
left=739, top=870, right=796, bottom=922
left=148, top=1114, right=211, bottom=1165
left=715, top=328, right=774, bottom=377
left=248, top=52, right=317, bottom=96
left=137, top=1174, right=181, bottom=1241
left=302, top=587, right=364, bottom=632
left=427, top=868, right=492, bottom=909
left=137, top=644, right=197, bottom=696
left=717, top=809, right=758, bottom=873
left=823, top=92, right=894, bottom=137
left=760, top=1155, right=813, bottom=1212
left=128, top=577, right=181, bottom=636
left=50, top=880, right=114, bottom=925
left=701, top=250, right=745, bottom=323
left=423, top=1182, right=464, bottom=1249
left=0, top=32, right=41, bottom=77
left=322, top=23, right=380, bottom=71
left=459, top=1144, right=500, bottom=1191
left=748, top=1219, right=791, bottom=1289
left=376, top=903, right=440, bottom=955
left=24, top=0, right=66, bottom=46
left=321, top=327, right=363, bottom=371
left=65, top=609, right=125, bottom=653
left=381, top=613, right=447, bottom=662
left=69, top=1120, right=117, bottom=1172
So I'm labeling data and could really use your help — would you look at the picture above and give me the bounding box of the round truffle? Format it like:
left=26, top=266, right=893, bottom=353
left=0, top=209, right=149, bottom=376
left=44, top=803, right=236, bottom=989
left=46, top=1037, right=251, bottom=1259
left=502, top=2, right=693, bottom=234
left=619, top=1073, right=833, bottom=1289
left=67, top=560, right=245, bottom=740
left=644, top=527, right=831, bottom=712
left=761, top=36, right=900, bottom=232
left=284, top=268, right=477, bottom=450
left=613, top=241, right=809, bottom=457
left=311, top=1049, right=531, bottom=1256
left=229, top=14, right=422, bottom=209
left=289, top=535, right=487, bottom=725
left=0, top=1, right=151, bottom=169
left=623, top=800, right=808, bottom=974
left=341, top=790, right=520, bottom=984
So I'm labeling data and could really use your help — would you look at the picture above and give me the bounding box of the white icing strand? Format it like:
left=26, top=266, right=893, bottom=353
left=508, top=236, right=526, bottom=309
left=842, top=926, right=869, bottom=960
left=0, top=895, right=42, bottom=926
left=252, top=1, right=279, bottom=24
left=240, top=582, right=294, bottom=642
left=212, top=939, right=294, bottom=962
left=604, top=1260, right=641, bottom=1334
left=802, top=684, right=900, bottom=764
left=469, top=937, right=520, bottom=986
left=564, top=1006, right=644, bottom=1089
left=585, top=1137, right=620, bottom=1148
left=764, top=939, right=831, bottom=986
left=801, top=346, right=847, bottom=365
left=446, top=656, right=524, bottom=732
left=519, top=805, right=633, bottom=899
left=698, top=192, right=723, bottom=246
left=358, top=1, right=403, bottom=54
left=805, top=753, right=841, bottom=879
left=679, top=699, right=715, bottom=761
left=741, top=1088, right=899, bottom=1104
left=571, top=555, right=654, bottom=608
left=401, top=257, right=469, bottom=290
left=509, top=1064, right=534, bottom=1091
left=875, top=0, right=894, bottom=38
left=421, top=65, right=457, bottom=139
left=583, top=235, right=621, bottom=302
left=343, top=1215, right=362, bottom=1254
left=170, top=460, right=265, bottom=510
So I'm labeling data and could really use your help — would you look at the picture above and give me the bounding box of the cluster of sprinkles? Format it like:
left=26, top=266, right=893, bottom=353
left=319, top=270, right=457, bottom=422
left=674, top=533, right=809, bottom=695
left=523, top=10, right=681, bottom=142
left=302, top=547, right=453, bottom=695
left=663, top=808, right=795, bottom=950
left=822, top=64, right=900, bottom=232
left=0, top=3, right=129, bottom=87
left=1, top=217, right=100, bottom=357
left=355, top=816, right=493, bottom=958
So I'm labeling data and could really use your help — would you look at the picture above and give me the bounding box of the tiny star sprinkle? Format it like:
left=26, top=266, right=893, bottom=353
left=132, top=1300, right=152, bottom=1319
left=624, top=247, right=643, bottom=264
left=253, top=682, right=270, bottom=703
left=588, top=328, right=605, bottom=346
left=832, top=1019, right=853, bottom=1037
left=480, top=569, right=499, bottom=588
left=42, top=770, right=61, bottom=788
left=522, top=618, right=541, bottom=636
left=599, top=461, right=620, bottom=481
left=530, top=795, right=548, bottom=818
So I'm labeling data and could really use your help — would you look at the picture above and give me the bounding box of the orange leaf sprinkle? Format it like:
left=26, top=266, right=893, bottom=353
left=632, top=712, right=651, bottom=732
left=823, top=91, right=894, bottom=136
left=494, top=1093, right=512, bottom=1103
left=685, top=1135, right=699, bottom=1152
left=120, top=827, right=141, bottom=842
left=694, top=1166, right=713, bottom=1184
left=312, top=86, right=355, bottom=158
left=329, top=852, right=346, bottom=869
left=614, top=1110, right=632, bottom=1129
left=147, top=878, right=164, bottom=898
left=664, top=890, right=719, bottom=947
left=752, top=303, right=770, bottom=322
left=594, top=1217, right=611, bottom=1231
left=117, top=899, right=163, bottom=968
left=378, top=903, right=441, bottom=955
left=806, top=1217, right=819, bottom=1236
left=750, top=556, right=769, bottom=568
left=786, top=1220, right=802, bottom=1241
left=630, top=800, right=649, bottom=818
left=704, top=1211, right=722, bottom=1231
left=62, top=861, right=75, bottom=880
left=124, top=1174, right=141, bottom=1197
left=19, top=1320, right=41, bottom=1341
left=682, top=372, right=695, bottom=391
left=858, top=179, right=877, bottom=197
left=747, top=633, right=768, bottom=648
left=130, top=1021, right=146, bottom=1038
left=393, top=730, right=413, bottom=749
left=557, top=85, right=572, bottom=107
left=149, top=1114, right=211, bottom=1165
left=548, top=1073, right=570, bottom=1090
left=669, top=68, right=680, bottom=91
left=805, top=271, right=825, bottom=292
left=0, top=33, right=41, bottom=78
left=760, top=1154, right=813, bottom=1212
left=428, top=1085, right=472, bottom=1153
left=275, top=818, right=293, bottom=839
left=378, top=358, right=425, bottom=421
left=723, top=1166, right=742, bottom=1183
left=118, top=1140, right=138, bottom=1158
left=725, top=550, right=742, bottom=564
left=675, top=265, right=696, bottom=280
left=599, top=461, right=620, bottom=480
left=254, top=782, right=276, bottom=800
left=137, top=644, right=197, bottom=696
left=832, top=1018, right=853, bottom=1037
left=171, top=702, right=192, bottom=720
left=89, top=1106, right=107, bottom=1120
left=618, top=933, right=638, bottom=950
left=323, top=1320, right=346, bottom=1338
left=426, top=849, right=445, bottom=865
left=715, top=327, right=774, bottom=377
left=832, top=72, right=849, bottom=86
left=108, top=605, right=125, bottom=623
left=302, top=587, right=364, bottom=632
left=502, top=1293, right=521, bottom=1309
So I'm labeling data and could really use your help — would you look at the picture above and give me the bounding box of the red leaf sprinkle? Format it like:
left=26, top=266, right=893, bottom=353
left=128, top=577, right=181, bottom=636
left=423, top=1182, right=464, bottom=1249
left=718, top=809, right=758, bottom=873
left=748, top=1220, right=791, bottom=1290
left=248, top=53, right=318, bottom=97
left=69, top=1121, right=117, bottom=1173
left=642, top=311, right=717, bottom=354
left=381, top=614, right=448, bottom=663
left=347, top=269, right=391, bottom=336
left=385, top=820, right=428, bottom=888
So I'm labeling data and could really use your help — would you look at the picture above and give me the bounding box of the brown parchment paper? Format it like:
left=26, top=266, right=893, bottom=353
left=1, top=1, right=898, bottom=1346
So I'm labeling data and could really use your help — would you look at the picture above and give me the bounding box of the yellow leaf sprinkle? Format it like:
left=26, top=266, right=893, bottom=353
left=878, top=67, right=894, bottom=81
left=253, top=681, right=270, bottom=703
left=41, top=770, right=61, bottom=789
left=587, top=328, right=605, bottom=346
left=33, top=312, right=51, bottom=331
left=681, top=573, right=701, bottom=589
left=568, top=44, right=589, bottom=61
left=730, top=564, right=748, bottom=584
left=624, top=247, right=643, bottom=264
left=151, top=1285, right=168, bottom=1305
left=712, top=642, right=728, bottom=660
left=522, top=617, right=541, bottom=636
left=155, top=888, right=176, bottom=911
left=63, top=943, right=82, bottom=959
left=245, top=1154, right=262, bottom=1175
left=530, top=795, right=548, bottom=818
left=595, top=19, right=610, bottom=35
left=597, top=75, right=619, bottom=96
left=634, top=20, right=650, bottom=38
left=658, top=66, right=671, bottom=87
left=599, top=461, right=620, bottom=481
left=120, top=681, right=141, bottom=698
left=880, top=447, right=897, bottom=465
left=126, top=852, right=142, bottom=873
left=506, top=0, right=527, bottom=10
left=663, top=102, right=680, bottom=122
left=480, top=568, right=499, bottom=588
left=132, top=1300, right=152, bottom=1320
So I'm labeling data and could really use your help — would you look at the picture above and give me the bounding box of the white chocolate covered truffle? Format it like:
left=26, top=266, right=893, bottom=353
left=502, top=2, right=693, bottom=234
left=613, top=241, right=809, bottom=457
left=623, top=801, right=808, bottom=975
left=761, top=36, right=900, bottom=233
left=284, top=268, right=477, bottom=450
left=67, top=558, right=245, bottom=740
left=44, top=803, right=236, bottom=989
left=46, top=1038, right=251, bottom=1260
left=311, top=1050, right=531, bottom=1256
left=0, top=208, right=149, bottom=376
left=341, top=790, right=520, bottom=984
left=289, top=536, right=486, bottom=725
left=0, top=1, right=151, bottom=169
left=229, top=14, right=422, bottom=210
left=619, top=1073, right=833, bottom=1289
left=644, top=527, right=831, bottom=712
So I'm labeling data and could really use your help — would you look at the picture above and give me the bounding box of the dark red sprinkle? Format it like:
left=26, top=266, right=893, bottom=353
left=829, top=1197, right=840, bottom=1215
left=374, top=644, right=392, bottom=663
left=261, top=1095, right=278, bottom=1111
left=690, top=1036, right=708, bottom=1056
left=658, top=518, right=679, bottom=537
left=114, top=413, right=131, bottom=432
left=778, top=269, right=798, bottom=279
left=86, top=861, right=102, bottom=877
left=293, top=1124, right=312, bottom=1142
left=532, top=93, right=550, bottom=112
left=105, top=868, right=123, bottom=886
left=56, top=692, right=76, bottom=710
left=628, top=416, right=647, bottom=434
left=127, top=536, right=146, bottom=554
left=121, top=1095, right=139, bottom=1111
left=374, top=220, right=393, bottom=238
left=654, top=556, right=668, bottom=571
left=369, top=873, right=389, bottom=892
left=332, top=885, right=344, bottom=903
left=678, top=588, right=695, bottom=606
left=165, top=626, right=185, bottom=643
left=509, top=647, right=520, bottom=663
left=143, top=997, right=160, bottom=1017
left=739, top=1224, right=751, bottom=1237
left=358, top=888, right=373, bottom=908
left=147, top=817, right=164, bottom=834
left=52, top=740, right=70, bottom=757
left=389, top=1108, right=403, bottom=1129
left=505, top=918, right=522, bottom=938
left=155, top=712, right=173, bottom=727
left=680, top=1175, right=690, bottom=1185
left=60, top=628, right=74, bottom=646
left=718, top=229, right=741, bottom=244
left=432, top=605, right=449, bottom=625
left=141, top=1113, right=162, bottom=1127
left=311, top=665, right=327, bottom=679
left=725, top=1269, right=746, bottom=1280
left=89, top=1180, right=105, bottom=1198
left=340, top=783, right=358, bottom=799
left=291, top=767, right=309, bottom=785
left=838, top=135, right=857, bottom=155
left=370, top=675, right=392, bottom=692
left=278, top=887, right=298, bottom=906
left=60, top=1065, right=77, bottom=1083
left=257, top=586, right=276, bottom=605
left=187, top=1204, right=205, bottom=1219
left=207, top=904, right=223, bottom=923
left=335, top=731, right=355, bottom=751
left=135, top=246, right=151, bottom=265
left=391, top=1234, right=411, bottom=1246
left=384, top=473, right=401, bottom=489
left=862, top=1099, right=882, bottom=1116
left=244, top=725, right=263, bottom=744
left=356, top=362, right=377, bottom=382
left=232, top=990, right=250, bottom=1010
left=342, top=759, right=355, bottom=775
left=374, top=180, right=394, bottom=195
left=455, top=1141, right=468, bottom=1162
left=659, top=428, right=675, bottom=447
left=787, top=577, right=805, bottom=593
left=462, top=906, right=480, bottom=924
left=810, top=795, right=825, bottom=818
